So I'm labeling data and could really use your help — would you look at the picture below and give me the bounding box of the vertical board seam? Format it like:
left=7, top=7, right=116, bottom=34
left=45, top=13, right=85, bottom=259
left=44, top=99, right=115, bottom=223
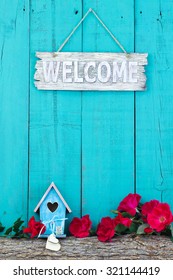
left=81, top=0, right=84, bottom=217
left=27, top=0, right=31, bottom=221
left=134, top=0, right=137, bottom=193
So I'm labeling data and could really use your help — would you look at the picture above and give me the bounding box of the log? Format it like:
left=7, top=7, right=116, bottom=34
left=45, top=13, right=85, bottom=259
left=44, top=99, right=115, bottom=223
left=0, top=235, right=173, bottom=260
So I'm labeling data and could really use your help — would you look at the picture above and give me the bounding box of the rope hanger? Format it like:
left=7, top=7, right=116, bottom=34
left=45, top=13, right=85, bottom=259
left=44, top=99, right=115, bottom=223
left=57, top=8, right=127, bottom=53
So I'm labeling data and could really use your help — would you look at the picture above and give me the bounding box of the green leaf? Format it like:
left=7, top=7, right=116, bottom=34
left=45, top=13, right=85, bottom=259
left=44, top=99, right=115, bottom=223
left=121, top=212, right=133, bottom=218
left=89, top=229, right=96, bottom=236
left=14, top=218, right=24, bottom=227
left=14, top=217, right=22, bottom=225
left=5, top=227, right=13, bottom=235
left=111, top=210, right=133, bottom=218
left=13, top=220, right=24, bottom=231
left=0, top=222, right=5, bottom=232
left=136, top=223, right=149, bottom=235
left=115, top=224, right=127, bottom=234
left=5, top=217, right=24, bottom=238
left=13, top=228, right=20, bottom=234
left=111, top=210, right=119, bottom=214
left=129, top=222, right=138, bottom=233
left=0, top=226, right=5, bottom=232
left=170, top=224, right=173, bottom=237
left=12, top=230, right=24, bottom=239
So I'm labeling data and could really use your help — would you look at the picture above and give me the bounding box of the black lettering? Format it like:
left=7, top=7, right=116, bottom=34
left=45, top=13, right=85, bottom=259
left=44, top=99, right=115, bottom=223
left=38, top=269, right=44, bottom=275
left=68, top=266, right=74, bottom=275
left=13, top=269, right=17, bottom=276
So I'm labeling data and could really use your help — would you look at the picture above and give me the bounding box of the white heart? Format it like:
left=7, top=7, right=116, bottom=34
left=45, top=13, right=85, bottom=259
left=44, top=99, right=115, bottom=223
left=48, top=234, right=59, bottom=244
left=46, top=240, right=61, bottom=251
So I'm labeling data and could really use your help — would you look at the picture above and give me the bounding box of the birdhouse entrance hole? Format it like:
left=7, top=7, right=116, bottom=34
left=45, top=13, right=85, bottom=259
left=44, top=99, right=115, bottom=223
left=47, top=202, right=58, bottom=212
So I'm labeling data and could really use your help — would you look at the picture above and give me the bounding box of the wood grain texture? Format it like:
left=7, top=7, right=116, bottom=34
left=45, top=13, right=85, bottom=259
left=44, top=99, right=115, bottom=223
left=0, top=1, right=29, bottom=227
left=35, top=52, right=148, bottom=91
left=1, top=0, right=173, bottom=233
left=0, top=235, right=173, bottom=260
left=81, top=0, right=135, bottom=227
left=135, top=0, right=173, bottom=205
left=29, top=0, right=82, bottom=228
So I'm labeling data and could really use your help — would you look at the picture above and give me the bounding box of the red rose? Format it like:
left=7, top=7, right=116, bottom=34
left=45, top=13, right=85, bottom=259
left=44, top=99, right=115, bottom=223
left=96, top=217, right=116, bottom=242
left=117, top=193, right=141, bottom=216
left=147, top=203, right=173, bottom=232
left=69, top=215, right=92, bottom=238
left=144, top=227, right=153, bottom=234
left=141, top=200, right=159, bottom=222
left=114, top=213, right=132, bottom=228
left=23, top=216, right=46, bottom=238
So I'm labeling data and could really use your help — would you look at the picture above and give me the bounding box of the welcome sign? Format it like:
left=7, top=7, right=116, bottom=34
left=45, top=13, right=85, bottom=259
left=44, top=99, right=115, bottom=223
left=34, top=52, right=148, bottom=91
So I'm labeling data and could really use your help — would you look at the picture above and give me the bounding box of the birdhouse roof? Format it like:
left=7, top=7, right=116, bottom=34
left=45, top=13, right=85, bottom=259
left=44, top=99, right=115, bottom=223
left=34, top=182, right=72, bottom=213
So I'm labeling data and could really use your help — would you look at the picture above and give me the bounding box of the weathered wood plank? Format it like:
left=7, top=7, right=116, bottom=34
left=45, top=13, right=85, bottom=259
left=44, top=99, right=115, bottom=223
left=82, top=0, right=135, bottom=227
left=135, top=0, right=173, bottom=206
left=36, top=52, right=148, bottom=61
left=29, top=0, right=82, bottom=228
left=0, top=235, right=173, bottom=260
left=0, top=0, right=29, bottom=227
left=35, top=52, right=148, bottom=91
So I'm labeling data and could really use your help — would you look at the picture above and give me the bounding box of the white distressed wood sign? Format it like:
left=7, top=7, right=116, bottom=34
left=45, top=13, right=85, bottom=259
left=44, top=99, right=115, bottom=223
left=35, top=52, right=148, bottom=91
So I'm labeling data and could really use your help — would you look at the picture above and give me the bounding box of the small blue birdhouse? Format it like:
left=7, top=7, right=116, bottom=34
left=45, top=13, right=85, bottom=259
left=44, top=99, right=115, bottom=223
left=34, top=182, right=72, bottom=238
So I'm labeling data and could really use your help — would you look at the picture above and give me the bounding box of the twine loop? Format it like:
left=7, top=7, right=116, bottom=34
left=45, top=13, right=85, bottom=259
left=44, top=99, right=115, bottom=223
left=57, top=8, right=127, bottom=53
left=38, top=215, right=68, bottom=238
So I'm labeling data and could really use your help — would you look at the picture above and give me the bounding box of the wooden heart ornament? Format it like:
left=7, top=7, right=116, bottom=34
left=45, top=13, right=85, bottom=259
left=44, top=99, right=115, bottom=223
left=46, top=234, right=61, bottom=251
left=47, top=202, right=58, bottom=212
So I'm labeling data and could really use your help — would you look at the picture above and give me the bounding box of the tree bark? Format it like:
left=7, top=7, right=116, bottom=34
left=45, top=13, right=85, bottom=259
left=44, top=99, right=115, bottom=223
left=0, top=235, right=173, bottom=260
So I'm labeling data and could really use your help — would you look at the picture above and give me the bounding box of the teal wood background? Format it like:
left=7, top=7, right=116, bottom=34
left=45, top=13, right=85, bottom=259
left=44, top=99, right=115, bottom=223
left=0, top=0, right=173, bottom=230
